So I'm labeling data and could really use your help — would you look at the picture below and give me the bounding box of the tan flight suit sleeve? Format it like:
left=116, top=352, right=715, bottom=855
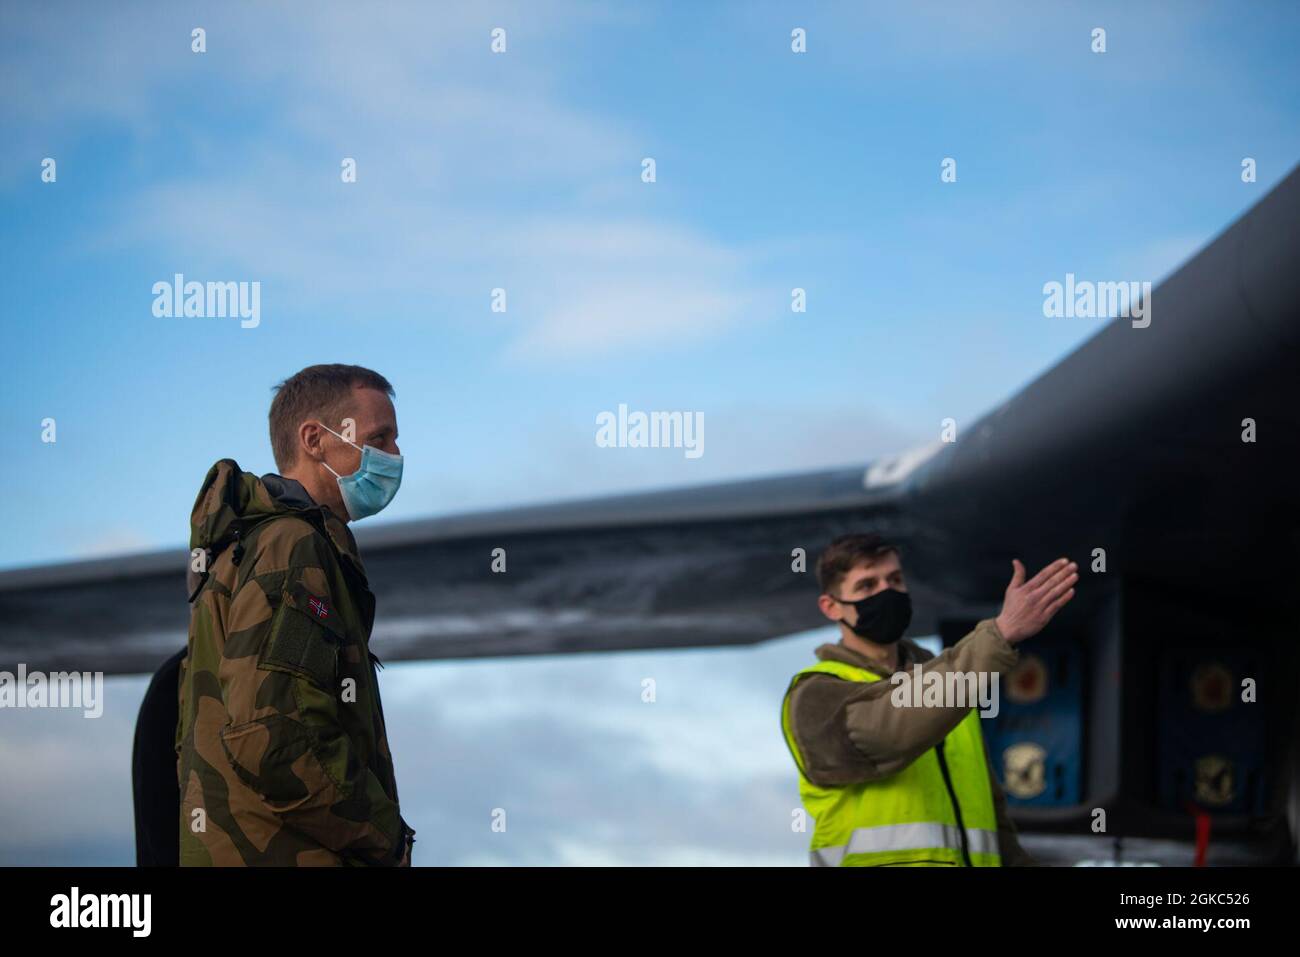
left=787, top=619, right=1017, bottom=787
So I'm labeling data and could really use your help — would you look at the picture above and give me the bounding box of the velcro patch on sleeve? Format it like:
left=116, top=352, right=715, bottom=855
left=285, top=581, right=350, bottom=642
left=260, top=600, right=340, bottom=691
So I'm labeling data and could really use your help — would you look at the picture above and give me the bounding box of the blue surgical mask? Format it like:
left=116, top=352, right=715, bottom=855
left=318, top=424, right=403, bottom=520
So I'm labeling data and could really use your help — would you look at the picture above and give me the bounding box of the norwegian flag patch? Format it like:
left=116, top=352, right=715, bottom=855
left=307, top=596, right=330, bottom=619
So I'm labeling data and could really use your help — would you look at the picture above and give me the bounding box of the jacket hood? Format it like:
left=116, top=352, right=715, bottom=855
left=188, top=460, right=366, bottom=601
left=189, top=459, right=317, bottom=554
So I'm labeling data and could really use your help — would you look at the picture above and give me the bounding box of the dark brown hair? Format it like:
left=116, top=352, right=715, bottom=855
left=816, top=533, right=901, bottom=595
left=268, top=364, right=394, bottom=471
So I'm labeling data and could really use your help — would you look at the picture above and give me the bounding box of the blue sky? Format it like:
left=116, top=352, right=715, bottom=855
left=1, top=1, right=1298, bottom=865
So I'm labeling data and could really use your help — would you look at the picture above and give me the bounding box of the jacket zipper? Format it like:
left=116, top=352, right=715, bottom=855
left=934, top=741, right=973, bottom=867
left=366, top=650, right=399, bottom=797
left=326, top=518, right=399, bottom=808
left=366, top=647, right=407, bottom=861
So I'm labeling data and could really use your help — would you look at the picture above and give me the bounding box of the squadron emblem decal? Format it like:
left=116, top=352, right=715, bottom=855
left=1003, top=742, right=1048, bottom=799
left=1190, top=662, right=1232, bottom=714
left=1007, top=653, right=1048, bottom=704
left=1194, top=754, right=1235, bottom=806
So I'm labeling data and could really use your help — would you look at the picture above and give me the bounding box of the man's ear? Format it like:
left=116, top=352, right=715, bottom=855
left=817, top=594, right=842, bottom=623
left=298, top=420, right=324, bottom=462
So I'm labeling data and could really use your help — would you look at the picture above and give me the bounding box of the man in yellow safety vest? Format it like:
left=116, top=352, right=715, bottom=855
left=781, top=533, right=1077, bottom=866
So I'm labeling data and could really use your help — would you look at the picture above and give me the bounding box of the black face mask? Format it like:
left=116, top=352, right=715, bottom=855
left=829, top=588, right=912, bottom=644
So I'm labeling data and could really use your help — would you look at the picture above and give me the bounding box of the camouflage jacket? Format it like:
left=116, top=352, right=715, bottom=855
left=175, top=459, right=414, bottom=866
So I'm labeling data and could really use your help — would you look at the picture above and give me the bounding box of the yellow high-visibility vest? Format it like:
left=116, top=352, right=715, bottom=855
left=781, top=657, right=1001, bottom=866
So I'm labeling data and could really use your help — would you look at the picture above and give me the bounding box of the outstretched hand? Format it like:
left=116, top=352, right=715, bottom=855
left=994, top=558, right=1077, bottom=644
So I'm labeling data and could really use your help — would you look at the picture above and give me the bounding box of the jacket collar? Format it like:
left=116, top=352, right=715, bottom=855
left=261, top=472, right=369, bottom=587
left=260, top=473, right=314, bottom=509
left=321, top=511, right=368, bottom=586
left=814, top=636, right=924, bottom=679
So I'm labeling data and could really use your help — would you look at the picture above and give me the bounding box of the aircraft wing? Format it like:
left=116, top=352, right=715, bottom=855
left=0, top=463, right=923, bottom=676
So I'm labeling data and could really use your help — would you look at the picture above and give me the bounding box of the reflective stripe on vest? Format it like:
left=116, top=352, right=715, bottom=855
left=810, top=823, right=1001, bottom=867
left=781, top=656, right=1002, bottom=867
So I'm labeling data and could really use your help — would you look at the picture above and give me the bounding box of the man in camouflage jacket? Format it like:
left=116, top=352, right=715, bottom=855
left=175, top=365, right=414, bottom=866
